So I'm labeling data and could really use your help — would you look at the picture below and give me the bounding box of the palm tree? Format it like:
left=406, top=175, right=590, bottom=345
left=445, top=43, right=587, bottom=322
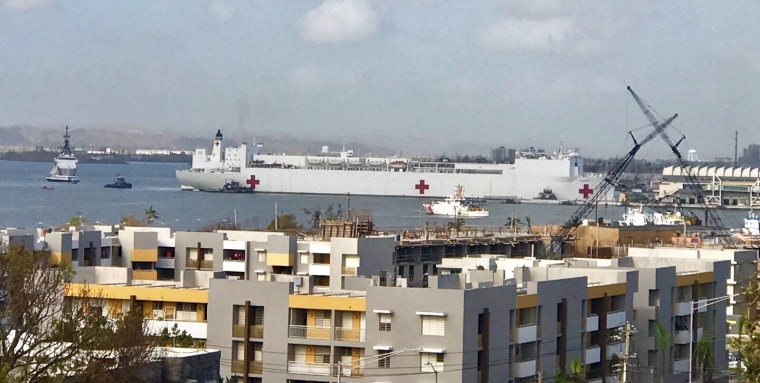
left=555, top=359, right=585, bottom=383
left=144, top=206, right=159, bottom=223
left=654, top=320, right=669, bottom=383
left=448, top=217, right=465, bottom=235
left=695, top=336, right=713, bottom=382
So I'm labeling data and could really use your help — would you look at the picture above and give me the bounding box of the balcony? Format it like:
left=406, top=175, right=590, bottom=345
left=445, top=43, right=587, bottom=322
left=586, top=314, right=599, bottom=332
left=145, top=319, right=207, bottom=339
left=697, top=298, right=708, bottom=313
left=223, top=260, right=246, bottom=273
left=585, top=346, right=601, bottom=365
left=514, top=324, right=538, bottom=344
left=309, top=263, right=331, bottom=276
left=155, top=257, right=175, bottom=269
left=335, top=327, right=365, bottom=342
left=607, top=342, right=624, bottom=358
left=288, top=325, right=331, bottom=340
left=513, top=359, right=537, bottom=378
left=674, top=301, right=692, bottom=316
left=131, top=248, right=158, bottom=262
left=232, top=324, right=264, bottom=339
left=674, top=358, right=690, bottom=374
left=132, top=269, right=157, bottom=281
left=335, top=364, right=364, bottom=378
left=231, top=360, right=263, bottom=375
left=341, top=266, right=357, bottom=275
left=186, top=259, right=214, bottom=270
left=606, top=310, right=626, bottom=329
left=674, top=330, right=690, bottom=344
left=287, top=361, right=331, bottom=376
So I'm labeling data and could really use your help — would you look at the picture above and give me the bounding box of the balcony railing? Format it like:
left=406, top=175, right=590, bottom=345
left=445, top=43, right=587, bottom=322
left=287, top=361, right=331, bottom=376
left=186, top=259, right=214, bottom=270
left=674, top=358, right=690, bottom=374
left=585, top=346, right=601, bottom=365
left=674, top=301, right=692, bottom=316
left=606, top=310, right=626, bottom=329
left=586, top=314, right=599, bottom=332
left=515, top=324, right=538, bottom=344
left=231, top=360, right=263, bottom=375
left=288, top=325, right=331, bottom=340
left=335, top=364, right=364, bottom=377
left=232, top=324, right=264, bottom=339
left=335, top=327, right=365, bottom=342
left=341, top=266, right=357, bottom=275
left=513, top=358, right=537, bottom=378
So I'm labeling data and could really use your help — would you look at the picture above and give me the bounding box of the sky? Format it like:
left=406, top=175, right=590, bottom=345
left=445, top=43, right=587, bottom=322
left=2, top=0, right=759, bottom=159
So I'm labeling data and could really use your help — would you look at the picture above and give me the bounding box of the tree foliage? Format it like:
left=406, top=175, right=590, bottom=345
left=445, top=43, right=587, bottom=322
left=0, top=245, right=158, bottom=382
left=265, top=214, right=300, bottom=232
left=728, top=278, right=760, bottom=381
left=555, top=359, right=585, bottom=383
left=159, top=324, right=194, bottom=348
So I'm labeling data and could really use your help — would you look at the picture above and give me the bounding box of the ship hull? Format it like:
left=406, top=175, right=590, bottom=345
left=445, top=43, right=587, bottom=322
left=47, top=175, right=79, bottom=184
left=176, top=168, right=607, bottom=201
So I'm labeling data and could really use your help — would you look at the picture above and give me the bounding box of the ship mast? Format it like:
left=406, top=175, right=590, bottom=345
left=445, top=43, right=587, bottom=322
left=61, top=126, right=73, bottom=156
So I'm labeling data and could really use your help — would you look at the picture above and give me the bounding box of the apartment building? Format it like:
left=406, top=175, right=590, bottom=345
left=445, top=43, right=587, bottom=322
left=207, top=264, right=636, bottom=383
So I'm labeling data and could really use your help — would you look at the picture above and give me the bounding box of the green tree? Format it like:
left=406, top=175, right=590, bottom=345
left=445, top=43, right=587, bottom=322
left=144, top=206, right=159, bottom=223
left=555, top=359, right=585, bottom=383
left=448, top=217, right=465, bottom=235
left=654, top=320, right=669, bottom=383
left=266, top=214, right=300, bottom=231
left=695, top=336, right=713, bottom=383
left=728, top=278, right=760, bottom=381
left=0, top=245, right=159, bottom=382
left=160, top=323, right=194, bottom=348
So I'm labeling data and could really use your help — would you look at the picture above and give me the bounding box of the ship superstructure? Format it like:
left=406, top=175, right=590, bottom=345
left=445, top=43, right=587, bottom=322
left=176, top=130, right=611, bottom=201
left=46, top=126, right=79, bottom=184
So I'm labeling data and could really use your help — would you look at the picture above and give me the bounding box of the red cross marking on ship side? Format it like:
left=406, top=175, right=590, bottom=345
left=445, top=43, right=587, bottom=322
left=246, top=175, right=260, bottom=189
left=579, top=183, right=593, bottom=199
left=415, top=180, right=429, bottom=194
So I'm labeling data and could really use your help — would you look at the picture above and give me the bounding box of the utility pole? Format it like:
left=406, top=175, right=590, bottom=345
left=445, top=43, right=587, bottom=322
left=734, top=131, right=738, bottom=167
left=621, top=321, right=637, bottom=383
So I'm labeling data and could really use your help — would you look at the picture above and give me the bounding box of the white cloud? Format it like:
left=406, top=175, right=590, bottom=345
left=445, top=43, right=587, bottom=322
left=479, top=17, right=594, bottom=53
left=209, top=0, right=234, bottom=23
left=1, top=0, right=52, bottom=12
left=298, top=0, right=380, bottom=44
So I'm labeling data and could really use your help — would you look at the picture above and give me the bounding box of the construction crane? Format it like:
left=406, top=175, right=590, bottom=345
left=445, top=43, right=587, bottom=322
left=626, top=86, right=733, bottom=246
left=545, top=112, right=679, bottom=259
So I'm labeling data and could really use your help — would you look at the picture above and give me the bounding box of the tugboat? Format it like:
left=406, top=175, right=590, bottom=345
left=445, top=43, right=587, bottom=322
left=536, top=187, right=558, bottom=200
left=46, top=126, right=79, bottom=184
left=104, top=175, right=132, bottom=189
left=220, top=180, right=254, bottom=193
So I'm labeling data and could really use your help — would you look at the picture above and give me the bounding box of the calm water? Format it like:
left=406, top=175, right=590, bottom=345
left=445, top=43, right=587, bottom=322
left=0, top=160, right=749, bottom=231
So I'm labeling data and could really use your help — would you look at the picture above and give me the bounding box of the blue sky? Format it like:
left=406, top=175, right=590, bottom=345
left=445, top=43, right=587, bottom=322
left=2, top=0, right=759, bottom=159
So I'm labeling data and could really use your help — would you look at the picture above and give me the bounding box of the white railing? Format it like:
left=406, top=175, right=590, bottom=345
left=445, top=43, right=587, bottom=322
left=606, top=310, right=626, bottom=329
left=585, top=346, right=601, bottom=365
left=607, top=342, right=624, bottom=358
left=145, top=319, right=207, bottom=339
left=586, top=314, right=599, bottom=332
left=308, top=264, right=331, bottom=276
left=674, top=301, right=692, bottom=316
left=674, top=330, right=690, bottom=344
left=287, top=361, right=331, bottom=376
left=155, top=258, right=175, bottom=269
left=223, top=260, right=246, bottom=273
left=674, top=358, right=690, bottom=374
left=515, top=324, right=538, bottom=344
left=513, top=358, right=537, bottom=378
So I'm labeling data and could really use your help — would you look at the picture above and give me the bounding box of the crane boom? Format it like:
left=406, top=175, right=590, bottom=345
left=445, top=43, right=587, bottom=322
left=626, top=87, right=732, bottom=245
left=545, top=113, right=678, bottom=259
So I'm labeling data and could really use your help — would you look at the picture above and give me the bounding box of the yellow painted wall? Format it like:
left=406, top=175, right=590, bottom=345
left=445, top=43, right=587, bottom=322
left=132, top=248, right=158, bottom=262
left=307, top=310, right=316, bottom=327
left=132, top=269, right=158, bottom=281
left=289, top=295, right=365, bottom=311
left=676, top=272, right=714, bottom=287
left=266, top=252, right=292, bottom=266
left=517, top=294, right=537, bottom=309
left=305, top=346, right=315, bottom=363
left=587, top=283, right=627, bottom=299
left=352, top=312, right=360, bottom=329
left=65, top=283, right=208, bottom=304
left=50, top=251, right=72, bottom=266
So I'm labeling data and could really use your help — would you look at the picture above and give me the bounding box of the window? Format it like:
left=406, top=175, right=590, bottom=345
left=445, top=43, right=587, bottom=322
left=315, top=310, right=331, bottom=328
left=300, top=254, right=309, bottom=264
left=649, top=289, right=659, bottom=307
left=234, top=305, right=246, bottom=325
left=256, top=273, right=266, bottom=281
left=258, top=251, right=266, bottom=262
left=378, top=351, right=391, bottom=368
left=421, top=315, right=445, bottom=336
left=421, top=352, right=444, bottom=372
left=379, top=313, right=392, bottom=331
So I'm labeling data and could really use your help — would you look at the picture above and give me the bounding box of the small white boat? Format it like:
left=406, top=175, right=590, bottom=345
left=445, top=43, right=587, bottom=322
left=423, top=185, right=489, bottom=218
left=619, top=206, right=688, bottom=226
left=46, top=126, right=80, bottom=184
left=307, top=157, right=325, bottom=165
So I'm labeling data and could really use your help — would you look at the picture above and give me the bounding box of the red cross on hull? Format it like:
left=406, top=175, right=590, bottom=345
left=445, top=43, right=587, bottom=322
left=579, top=184, right=593, bottom=199
left=415, top=180, right=429, bottom=194
left=246, top=175, right=260, bottom=189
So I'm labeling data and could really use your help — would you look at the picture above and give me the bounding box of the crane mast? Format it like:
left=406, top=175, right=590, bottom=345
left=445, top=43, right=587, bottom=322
left=545, top=112, right=678, bottom=259
left=626, top=86, right=732, bottom=246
